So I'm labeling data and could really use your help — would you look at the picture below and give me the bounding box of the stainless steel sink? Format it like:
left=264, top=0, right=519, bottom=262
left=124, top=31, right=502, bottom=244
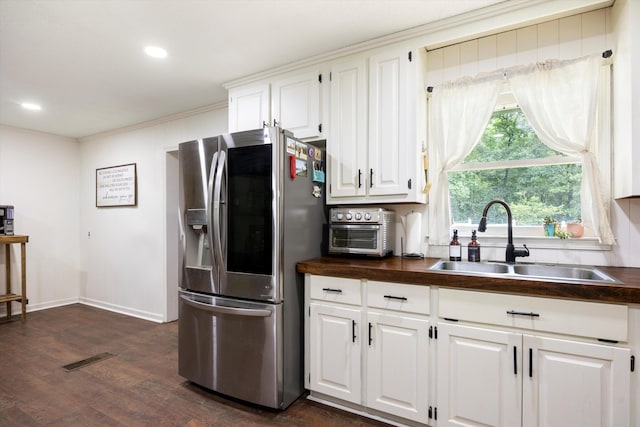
left=429, top=260, right=510, bottom=275
left=429, top=260, right=621, bottom=283
left=512, top=264, right=620, bottom=283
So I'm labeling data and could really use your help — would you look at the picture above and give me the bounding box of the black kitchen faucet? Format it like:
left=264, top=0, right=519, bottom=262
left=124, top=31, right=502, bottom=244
left=477, top=200, right=530, bottom=263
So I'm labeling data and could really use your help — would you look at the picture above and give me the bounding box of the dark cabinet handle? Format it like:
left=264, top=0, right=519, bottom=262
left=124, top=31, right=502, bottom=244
left=368, top=322, right=373, bottom=346
left=529, top=348, right=533, bottom=378
left=507, top=310, right=540, bottom=318
left=384, top=295, right=408, bottom=301
left=513, top=346, right=518, bottom=375
left=352, top=320, right=356, bottom=343
left=370, top=168, right=374, bottom=188
left=358, top=169, right=362, bottom=188
left=322, top=288, right=342, bottom=293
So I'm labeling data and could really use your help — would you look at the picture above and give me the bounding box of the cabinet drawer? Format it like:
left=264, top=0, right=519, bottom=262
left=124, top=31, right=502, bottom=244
left=367, top=281, right=430, bottom=315
left=439, top=288, right=628, bottom=342
left=310, top=275, right=361, bottom=306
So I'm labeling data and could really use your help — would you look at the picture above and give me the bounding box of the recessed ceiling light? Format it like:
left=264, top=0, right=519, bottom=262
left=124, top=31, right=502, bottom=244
left=21, top=102, right=42, bottom=111
left=144, top=46, right=168, bottom=59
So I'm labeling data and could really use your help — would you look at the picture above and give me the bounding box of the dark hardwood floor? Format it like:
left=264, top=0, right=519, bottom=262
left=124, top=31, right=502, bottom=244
left=0, top=304, right=388, bottom=427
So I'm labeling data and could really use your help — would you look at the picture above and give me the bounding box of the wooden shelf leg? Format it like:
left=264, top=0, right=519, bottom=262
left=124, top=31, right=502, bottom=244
left=20, top=241, right=26, bottom=323
left=5, top=244, right=11, bottom=321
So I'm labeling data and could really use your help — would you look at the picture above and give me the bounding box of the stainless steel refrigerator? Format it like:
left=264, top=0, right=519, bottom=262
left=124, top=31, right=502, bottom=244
left=178, top=127, right=325, bottom=409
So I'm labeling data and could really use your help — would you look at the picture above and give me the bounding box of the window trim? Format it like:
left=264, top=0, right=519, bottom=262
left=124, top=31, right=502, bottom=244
left=446, top=99, right=603, bottom=248
left=450, top=154, right=580, bottom=173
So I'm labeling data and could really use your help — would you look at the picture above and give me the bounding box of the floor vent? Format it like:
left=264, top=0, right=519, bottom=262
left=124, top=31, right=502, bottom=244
left=63, top=352, right=115, bottom=372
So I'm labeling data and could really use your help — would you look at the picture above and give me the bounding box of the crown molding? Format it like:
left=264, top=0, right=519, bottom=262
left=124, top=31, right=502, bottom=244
left=79, top=101, right=228, bottom=142
left=223, top=0, right=613, bottom=89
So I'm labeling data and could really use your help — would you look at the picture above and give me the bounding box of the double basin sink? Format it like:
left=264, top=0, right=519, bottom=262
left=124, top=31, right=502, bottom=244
left=429, top=260, right=621, bottom=284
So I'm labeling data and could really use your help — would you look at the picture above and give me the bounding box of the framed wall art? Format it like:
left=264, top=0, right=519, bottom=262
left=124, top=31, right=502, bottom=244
left=96, top=163, right=137, bottom=207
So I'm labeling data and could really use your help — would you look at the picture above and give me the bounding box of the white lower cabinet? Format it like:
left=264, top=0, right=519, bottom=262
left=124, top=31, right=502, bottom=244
left=309, top=303, right=362, bottom=404
left=522, top=334, right=630, bottom=427
left=306, top=279, right=633, bottom=427
left=306, top=275, right=432, bottom=425
left=366, top=311, right=430, bottom=423
left=437, top=323, right=522, bottom=427
left=438, top=322, right=631, bottom=427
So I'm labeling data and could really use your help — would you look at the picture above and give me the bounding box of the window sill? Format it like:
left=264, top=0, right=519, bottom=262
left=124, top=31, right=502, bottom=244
left=467, top=235, right=610, bottom=251
left=450, top=224, right=611, bottom=251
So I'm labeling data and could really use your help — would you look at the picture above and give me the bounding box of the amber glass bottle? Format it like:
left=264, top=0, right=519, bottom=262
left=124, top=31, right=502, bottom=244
left=449, top=229, right=461, bottom=261
left=468, top=230, right=481, bottom=262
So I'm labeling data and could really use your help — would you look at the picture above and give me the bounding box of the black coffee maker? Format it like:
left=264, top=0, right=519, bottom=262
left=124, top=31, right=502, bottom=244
left=0, top=205, right=14, bottom=236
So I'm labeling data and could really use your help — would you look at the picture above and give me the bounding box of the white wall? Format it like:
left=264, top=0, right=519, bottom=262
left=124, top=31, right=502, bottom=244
left=0, top=125, right=81, bottom=315
left=78, top=107, right=227, bottom=322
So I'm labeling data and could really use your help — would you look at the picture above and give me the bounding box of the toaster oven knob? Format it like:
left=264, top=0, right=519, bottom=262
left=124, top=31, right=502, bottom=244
left=346, top=213, right=353, bottom=220
left=355, top=213, right=362, bottom=220
left=336, top=213, right=344, bottom=220
left=364, top=213, right=372, bottom=221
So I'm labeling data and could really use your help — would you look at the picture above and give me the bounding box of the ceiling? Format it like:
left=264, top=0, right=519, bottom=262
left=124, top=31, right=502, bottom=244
left=0, top=0, right=506, bottom=139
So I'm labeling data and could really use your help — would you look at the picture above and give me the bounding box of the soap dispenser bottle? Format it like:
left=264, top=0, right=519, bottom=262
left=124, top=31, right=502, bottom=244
left=449, top=229, right=461, bottom=261
left=468, top=230, right=481, bottom=262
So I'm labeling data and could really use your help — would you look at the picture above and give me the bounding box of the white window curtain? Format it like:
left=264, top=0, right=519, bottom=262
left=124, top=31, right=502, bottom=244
left=429, top=76, right=502, bottom=245
left=507, top=54, right=615, bottom=245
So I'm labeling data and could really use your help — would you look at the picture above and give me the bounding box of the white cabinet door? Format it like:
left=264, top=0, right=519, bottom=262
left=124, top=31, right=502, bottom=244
left=309, top=303, right=362, bottom=404
left=326, top=45, right=425, bottom=205
left=271, top=70, right=321, bottom=139
left=523, top=335, right=631, bottom=427
left=367, top=47, right=410, bottom=197
left=328, top=56, right=367, bottom=198
left=437, top=322, right=522, bottom=427
left=366, top=311, right=430, bottom=424
left=228, top=82, right=270, bottom=132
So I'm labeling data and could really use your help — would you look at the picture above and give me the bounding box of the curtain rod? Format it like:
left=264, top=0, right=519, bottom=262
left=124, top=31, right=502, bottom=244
left=426, top=49, right=613, bottom=93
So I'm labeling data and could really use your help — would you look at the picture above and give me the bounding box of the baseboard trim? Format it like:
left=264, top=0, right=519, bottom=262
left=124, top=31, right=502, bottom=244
left=79, top=297, right=164, bottom=323
left=1, top=297, right=164, bottom=323
left=0, top=297, right=79, bottom=317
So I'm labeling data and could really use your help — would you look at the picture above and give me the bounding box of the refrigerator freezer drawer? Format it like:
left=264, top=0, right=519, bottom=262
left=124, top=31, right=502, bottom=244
left=178, top=290, right=283, bottom=408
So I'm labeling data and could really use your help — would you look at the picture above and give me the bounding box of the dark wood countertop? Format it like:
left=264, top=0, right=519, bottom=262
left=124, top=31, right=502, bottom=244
left=297, top=256, right=640, bottom=304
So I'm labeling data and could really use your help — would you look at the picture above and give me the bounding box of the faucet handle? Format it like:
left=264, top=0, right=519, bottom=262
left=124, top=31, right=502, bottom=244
left=514, top=244, right=530, bottom=259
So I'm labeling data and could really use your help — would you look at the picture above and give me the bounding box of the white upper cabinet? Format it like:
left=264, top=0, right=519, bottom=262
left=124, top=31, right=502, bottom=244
left=326, top=44, right=427, bottom=204
left=227, top=68, right=322, bottom=139
left=228, top=82, right=270, bottom=133
left=328, top=55, right=368, bottom=198
left=367, top=46, right=410, bottom=197
left=271, top=70, right=321, bottom=139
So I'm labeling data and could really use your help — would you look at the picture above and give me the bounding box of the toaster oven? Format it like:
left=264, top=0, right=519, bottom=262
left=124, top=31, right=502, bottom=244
left=328, top=208, right=394, bottom=257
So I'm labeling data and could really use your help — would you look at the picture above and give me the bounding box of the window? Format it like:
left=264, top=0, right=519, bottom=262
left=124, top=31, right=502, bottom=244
left=448, top=105, right=582, bottom=227
left=429, top=54, right=613, bottom=246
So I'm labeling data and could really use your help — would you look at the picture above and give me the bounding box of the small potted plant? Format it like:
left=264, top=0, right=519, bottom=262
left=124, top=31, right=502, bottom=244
left=566, top=217, right=584, bottom=238
left=543, top=216, right=557, bottom=237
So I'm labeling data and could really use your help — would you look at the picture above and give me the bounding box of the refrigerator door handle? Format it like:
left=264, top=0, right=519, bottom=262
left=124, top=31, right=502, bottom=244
left=178, top=206, right=187, bottom=275
left=179, top=295, right=272, bottom=317
left=212, top=150, right=226, bottom=275
left=206, top=151, right=219, bottom=275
